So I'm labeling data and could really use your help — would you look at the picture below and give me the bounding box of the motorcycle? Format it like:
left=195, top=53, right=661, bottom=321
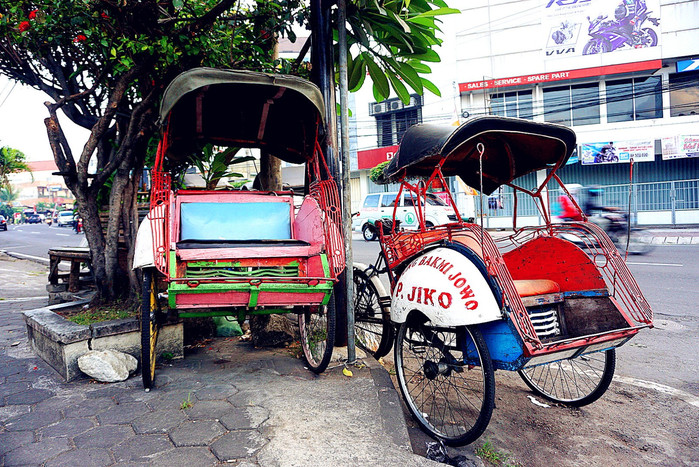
left=593, top=147, right=618, bottom=163
left=582, top=11, right=659, bottom=55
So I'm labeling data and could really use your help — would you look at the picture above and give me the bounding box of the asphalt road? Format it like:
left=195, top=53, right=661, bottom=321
left=0, top=222, right=84, bottom=261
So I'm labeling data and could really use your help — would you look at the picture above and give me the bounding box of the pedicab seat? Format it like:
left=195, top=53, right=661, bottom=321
left=513, top=279, right=560, bottom=297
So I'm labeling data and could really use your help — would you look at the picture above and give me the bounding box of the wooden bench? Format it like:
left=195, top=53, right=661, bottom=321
left=48, top=247, right=93, bottom=293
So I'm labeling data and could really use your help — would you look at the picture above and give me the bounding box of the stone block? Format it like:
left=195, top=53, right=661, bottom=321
left=23, top=304, right=183, bottom=382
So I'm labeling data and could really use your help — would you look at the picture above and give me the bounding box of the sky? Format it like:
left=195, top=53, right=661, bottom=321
left=0, top=76, right=89, bottom=162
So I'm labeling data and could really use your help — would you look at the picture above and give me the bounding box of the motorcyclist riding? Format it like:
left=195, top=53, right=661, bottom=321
left=616, top=0, right=647, bottom=45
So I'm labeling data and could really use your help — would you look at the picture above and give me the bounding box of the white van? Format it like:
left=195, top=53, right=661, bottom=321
left=352, top=191, right=458, bottom=241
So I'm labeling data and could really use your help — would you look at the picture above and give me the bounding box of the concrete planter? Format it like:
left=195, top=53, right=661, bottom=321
left=23, top=301, right=183, bottom=382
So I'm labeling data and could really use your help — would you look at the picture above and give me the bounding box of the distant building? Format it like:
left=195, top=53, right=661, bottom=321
left=8, top=160, right=74, bottom=210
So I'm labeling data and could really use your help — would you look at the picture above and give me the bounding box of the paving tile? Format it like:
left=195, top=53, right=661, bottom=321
left=0, top=404, right=31, bottom=423
left=3, top=437, right=71, bottom=466
left=147, top=389, right=197, bottom=411
left=219, top=406, right=270, bottom=430
left=4, top=388, right=54, bottom=405
left=3, top=409, right=62, bottom=431
left=192, top=384, right=238, bottom=401
left=183, top=400, right=234, bottom=420
left=112, top=434, right=174, bottom=463
left=39, top=417, right=95, bottom=439
left=0, top=381, right=31, bottom=400
left=131, top=409, right=187, bottom=434
left=0, top=431, right=34, bottom=455
left=150, top=447, right=218, bottom=467
left=169, top=419, right=226, bottom=447
left=96, top=401, right=149, bottom=425
left=210, top=430, right=268, bottom=461
left=44, top=448, right=113, bottom=467
left=65, top=397, right=116, bottom=418
left=73, top=425, right=134, bottom=449
left=664, top=236, right=679, bottom=244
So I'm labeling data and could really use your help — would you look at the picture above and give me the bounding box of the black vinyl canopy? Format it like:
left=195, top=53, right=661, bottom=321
left=381, top=116, right=577, bottom=195
left=159, top=68, right=326, bottom=164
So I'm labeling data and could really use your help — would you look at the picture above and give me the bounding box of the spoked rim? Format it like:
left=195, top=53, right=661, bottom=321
left=353, top=268, right=393, bottom=359
left=140, top=268, right=162, bottom=390
left=395, top=315, right=495, bottom=446
left=518, top=349, right=616, bottom=406
left=298, top=294, right=336, bottom=373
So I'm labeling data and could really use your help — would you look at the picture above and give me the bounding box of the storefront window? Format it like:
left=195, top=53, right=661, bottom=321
left=543, top=83, right=600, bottom=127
left=543, top=86, right=570, bottom=126
left=490, top=91, right=533, bottom=120
left=607, top=76, right=662, bottom=122
left=669, top=70, right=699, bottom=117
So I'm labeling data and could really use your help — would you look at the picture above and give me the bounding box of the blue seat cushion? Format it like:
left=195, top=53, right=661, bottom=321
left=180, top=202, right=291, bottom=241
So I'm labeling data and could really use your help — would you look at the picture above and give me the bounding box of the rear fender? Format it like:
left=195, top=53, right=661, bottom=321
left=391, top=246, right=502, bottom=327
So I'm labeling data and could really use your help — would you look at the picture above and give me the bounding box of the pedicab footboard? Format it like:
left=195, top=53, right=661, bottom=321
left=167, top=248, right=335, bottom=312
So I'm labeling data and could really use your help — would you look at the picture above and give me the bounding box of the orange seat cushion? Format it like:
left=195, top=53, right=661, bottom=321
left=513, top=279, right=561, bottom=298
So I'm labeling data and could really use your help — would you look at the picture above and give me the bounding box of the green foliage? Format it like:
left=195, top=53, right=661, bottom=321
left=0, top=184, right=20, bottom=205
left=0, top=146, right=31, bottom=187
left=343, top=2, right=459, bottom=103
left=62, top=301, right=138, bottom=326
left=189, top=144, right=255, bottom=190
left=369, top=161, right=390, bottom=183
left=475, top=440, right=519, bottom=466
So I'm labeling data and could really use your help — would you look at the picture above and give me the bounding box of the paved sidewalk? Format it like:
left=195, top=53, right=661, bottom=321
left=0, top=253, right=442, bottom=467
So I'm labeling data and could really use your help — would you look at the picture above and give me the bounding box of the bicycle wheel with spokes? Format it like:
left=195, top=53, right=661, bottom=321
left=518, top=349, right=616, bottom=407
left=395, top=313, right=495, bottom=446
left=299, top=293, right=336, bottom=373
left=141, top=268, right=164, bottom=390
left=353, top=267, right=393, bottom=359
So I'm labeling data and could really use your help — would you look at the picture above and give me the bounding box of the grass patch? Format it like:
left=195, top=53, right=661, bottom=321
left=58, top=300, right=138, bottom=326
left=180, top=393, right=193, bottom=410
left=475, top=440, right=519, bottom=466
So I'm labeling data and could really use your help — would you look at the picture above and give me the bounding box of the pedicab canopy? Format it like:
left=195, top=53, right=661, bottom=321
left=159, top=68, right=326, bottom=165
left=380, top=116, right=577, bottom=195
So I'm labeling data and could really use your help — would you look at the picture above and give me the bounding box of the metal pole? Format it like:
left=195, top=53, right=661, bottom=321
left=338, top=0, right=355, bottom=363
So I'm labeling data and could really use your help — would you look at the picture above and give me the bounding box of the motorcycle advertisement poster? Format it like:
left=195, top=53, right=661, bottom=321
left=544, top=0, right=660, bottom=58
left=661, top=135, right=699, bottom=160
left=581, top=140, right=654, bottom=165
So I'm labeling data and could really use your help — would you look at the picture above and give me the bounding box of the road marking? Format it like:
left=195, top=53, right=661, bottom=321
left=56, top=234, right=70, bottom=237
left=614, top=375, right=699, bottom=408
left=626, top=262, right=683, bottom=267
left=30, top=231, right=41, bottom=234
left=0, top=296, right=47, bottom=303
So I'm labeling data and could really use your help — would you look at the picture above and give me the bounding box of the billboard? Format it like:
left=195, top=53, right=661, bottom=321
left=581, top=140, right=654, bottom=165
left=544, top=0, right=661, bottom=59
left=661, top=136, right=699, bottom=160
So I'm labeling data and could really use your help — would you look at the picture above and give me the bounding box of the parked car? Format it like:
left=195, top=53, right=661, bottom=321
left=0, top=215, right=7, bottom=231
left=57, top=211, right=74, bottom=227
left=352, top=191, right=458, bottom=241
left=26, top=214, right=42, bottom=224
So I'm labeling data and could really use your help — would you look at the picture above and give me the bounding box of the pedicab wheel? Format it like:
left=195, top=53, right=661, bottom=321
left=395, top=313, right=495, bottom=446
left=140, top=268, right=164, bottom=390
left=353, top=267, right=393, bottom=359
left=299, top=292, right=336, bottom=373
left=518, top=349, right=616, bottom=407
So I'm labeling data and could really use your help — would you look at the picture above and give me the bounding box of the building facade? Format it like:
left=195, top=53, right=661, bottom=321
left=352, top=0, right=699, bottom=226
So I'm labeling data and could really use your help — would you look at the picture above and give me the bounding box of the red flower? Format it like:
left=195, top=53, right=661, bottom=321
left=73, top=34, right=87, bottom=43
left=18, top=21, right=31, bottom=32
left=28, top=10, right=38, bottom=20
left=101, top=12, right=109, bottom=19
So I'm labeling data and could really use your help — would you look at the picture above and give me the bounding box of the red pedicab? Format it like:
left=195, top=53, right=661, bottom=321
left=352, top=116, right=653, bottom=445
left=133, top=68, right=345, bottom=389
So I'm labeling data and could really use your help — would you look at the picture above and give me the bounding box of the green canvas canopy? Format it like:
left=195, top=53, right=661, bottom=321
left=159, top=68, right=326, bottom=165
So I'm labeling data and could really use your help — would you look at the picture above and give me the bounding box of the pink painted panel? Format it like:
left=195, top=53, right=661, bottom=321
left=294, top=197, right=324, bottom=248
left=257, top=291, right=327, bottom=306
left=176, top=291, right=249, bottom=307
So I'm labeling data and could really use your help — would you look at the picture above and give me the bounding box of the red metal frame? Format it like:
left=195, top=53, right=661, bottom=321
left=378, top=159, right=653, bottom=357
